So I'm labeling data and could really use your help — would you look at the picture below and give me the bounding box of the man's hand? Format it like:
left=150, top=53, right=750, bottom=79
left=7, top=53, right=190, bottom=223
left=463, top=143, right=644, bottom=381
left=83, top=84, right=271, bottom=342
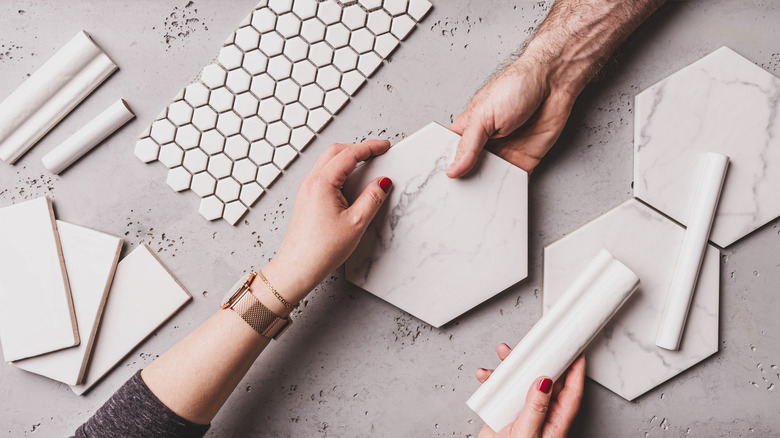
left=447, top=0, right=667, bottom=178
left=447, top=59, right=576, bottom=177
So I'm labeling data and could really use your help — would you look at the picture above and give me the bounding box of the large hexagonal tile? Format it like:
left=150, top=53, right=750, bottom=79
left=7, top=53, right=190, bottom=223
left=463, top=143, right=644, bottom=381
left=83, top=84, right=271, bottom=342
left=634, top=47, right=780, bottom=247
left=344, top=122, right=528, bottom=328
left=543, top=199, right=719, bottom=401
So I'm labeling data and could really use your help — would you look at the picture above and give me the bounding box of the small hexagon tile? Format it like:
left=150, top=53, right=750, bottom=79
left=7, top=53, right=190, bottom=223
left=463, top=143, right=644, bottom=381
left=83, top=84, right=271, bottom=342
left=135, top=0, right=433, bottom=223
left=634, top=46, right=780, bottom=247
left=543, top=199, right=719, bottom=401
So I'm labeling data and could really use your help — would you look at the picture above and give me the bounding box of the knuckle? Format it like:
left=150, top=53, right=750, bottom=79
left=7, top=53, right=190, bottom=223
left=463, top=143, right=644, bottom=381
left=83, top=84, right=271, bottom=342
left=528, top=399, right=550, bottom=415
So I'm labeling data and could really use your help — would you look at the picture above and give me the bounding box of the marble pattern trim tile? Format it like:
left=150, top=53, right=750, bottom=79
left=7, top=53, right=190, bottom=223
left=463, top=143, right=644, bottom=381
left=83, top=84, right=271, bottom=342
left=135, top=0, right=433, bottom=224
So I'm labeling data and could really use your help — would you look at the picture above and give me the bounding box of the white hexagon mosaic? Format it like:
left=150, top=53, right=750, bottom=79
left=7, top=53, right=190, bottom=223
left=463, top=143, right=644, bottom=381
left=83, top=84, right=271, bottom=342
left=135, top=0, right=433, bottom=224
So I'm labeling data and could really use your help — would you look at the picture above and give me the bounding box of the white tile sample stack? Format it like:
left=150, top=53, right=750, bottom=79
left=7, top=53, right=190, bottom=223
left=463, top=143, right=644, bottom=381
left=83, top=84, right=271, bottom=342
left=344, top=122, right=529, bottom=328
left=0, top=31, right=117, bottom=164
left=135, top=0, right=433, bottom=224
left=542, top=200, right=720, bottom=401
left=634, top=46, right=780, bottom=248
left=0, top=197, right=78, bottom=362
left=71, top=245, right=192, bottom=395
left=0, top=196, right=191, bottom=393
left=469, top=249, right=639, bottom=432
left=12, top=221, right=123, bottom=386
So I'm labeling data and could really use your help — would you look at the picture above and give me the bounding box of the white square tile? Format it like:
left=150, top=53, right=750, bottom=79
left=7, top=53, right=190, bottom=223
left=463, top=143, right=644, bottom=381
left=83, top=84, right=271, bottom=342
left=70, top=245, right=191, bottom=395
left=0, top=197, right=77, bottom=362
left=12, top=222, right=122, bottom=386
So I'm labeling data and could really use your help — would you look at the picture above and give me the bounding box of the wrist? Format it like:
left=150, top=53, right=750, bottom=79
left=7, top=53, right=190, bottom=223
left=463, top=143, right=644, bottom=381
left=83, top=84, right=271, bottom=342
left=254, top=259, right=311, bottom=316
left=520, top=37, right=594, bottom=98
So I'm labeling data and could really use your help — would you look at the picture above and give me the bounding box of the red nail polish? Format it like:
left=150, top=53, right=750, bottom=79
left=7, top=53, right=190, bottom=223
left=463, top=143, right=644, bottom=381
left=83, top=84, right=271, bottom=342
left=379, top=177, right=392, bottom=193
left=538, top=378, right=552, bottom=394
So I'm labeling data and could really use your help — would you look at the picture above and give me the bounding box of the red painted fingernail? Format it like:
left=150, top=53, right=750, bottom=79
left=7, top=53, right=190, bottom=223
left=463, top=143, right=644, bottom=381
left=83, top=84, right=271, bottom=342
left=379, top=177, right=392, bottom=193
left=538, top=378, right=552, bottom=394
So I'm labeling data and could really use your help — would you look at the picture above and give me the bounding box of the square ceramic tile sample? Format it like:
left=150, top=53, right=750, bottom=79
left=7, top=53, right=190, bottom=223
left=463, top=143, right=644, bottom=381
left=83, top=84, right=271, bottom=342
left=12, top=221, right=122, bottom=386
left=0, top=197, right=78, bottom=362
left=543, top=199, right=719, bottom=401
left=70, top=244, right=191, bottom=395
left=344, top=122, right=529, bottom=328
left=135, top=0, right=433, bottom=225
left=634, top=46, right=780, bottom=247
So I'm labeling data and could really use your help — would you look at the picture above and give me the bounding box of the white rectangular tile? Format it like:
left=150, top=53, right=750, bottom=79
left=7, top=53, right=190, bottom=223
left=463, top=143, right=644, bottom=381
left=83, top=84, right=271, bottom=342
left=0, top=197, right=78, bottom=362
left=70, top=244, right=191, bottom=395
left=12, top=221, right=122, bottom=385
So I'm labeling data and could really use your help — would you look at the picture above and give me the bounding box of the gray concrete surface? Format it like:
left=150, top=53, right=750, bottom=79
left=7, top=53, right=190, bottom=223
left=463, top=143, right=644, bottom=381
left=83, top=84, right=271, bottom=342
left=1, top=1, right=779, bottom=436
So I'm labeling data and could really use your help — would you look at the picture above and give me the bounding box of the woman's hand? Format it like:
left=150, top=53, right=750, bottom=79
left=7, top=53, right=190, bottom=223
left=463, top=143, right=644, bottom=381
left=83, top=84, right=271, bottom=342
left=262, top=140, right=393, bottom=305
left=476, top=344, right=585, bottom=438
left=446, top=57, right=577, bottom=178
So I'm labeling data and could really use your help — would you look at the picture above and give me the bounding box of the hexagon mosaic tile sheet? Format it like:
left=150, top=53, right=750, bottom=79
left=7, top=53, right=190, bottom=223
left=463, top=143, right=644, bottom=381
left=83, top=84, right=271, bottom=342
left=135, top=0, right=433, bottom=224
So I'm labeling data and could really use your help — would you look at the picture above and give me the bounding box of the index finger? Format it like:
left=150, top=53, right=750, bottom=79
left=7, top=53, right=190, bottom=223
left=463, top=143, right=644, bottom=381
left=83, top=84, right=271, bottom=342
left=321, top=139, right=391, bottom=187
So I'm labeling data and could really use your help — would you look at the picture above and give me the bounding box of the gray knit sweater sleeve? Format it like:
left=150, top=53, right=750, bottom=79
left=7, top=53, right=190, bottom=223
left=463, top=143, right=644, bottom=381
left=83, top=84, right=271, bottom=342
left=72, top=371, right=210, bottom=438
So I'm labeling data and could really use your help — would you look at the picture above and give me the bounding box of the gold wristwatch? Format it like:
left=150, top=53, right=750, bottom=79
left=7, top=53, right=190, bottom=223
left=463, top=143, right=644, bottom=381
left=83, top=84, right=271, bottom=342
left=220, top=272, right=292, bottom=340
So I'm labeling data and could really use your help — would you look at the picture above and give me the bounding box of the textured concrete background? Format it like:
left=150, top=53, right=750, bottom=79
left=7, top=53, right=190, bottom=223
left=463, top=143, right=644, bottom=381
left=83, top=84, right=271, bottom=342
left=1, top=1, right=779, bottom=436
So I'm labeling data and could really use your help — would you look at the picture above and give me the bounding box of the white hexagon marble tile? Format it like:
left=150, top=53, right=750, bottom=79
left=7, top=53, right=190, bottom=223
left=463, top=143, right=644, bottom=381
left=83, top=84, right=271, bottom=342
left=344, top=122, right=529, bottom=328
left=135, top=0, right=433, bottom=223
left=543, top=199, right=719, bottom=401
left=634, top=47, right=780, bottom=247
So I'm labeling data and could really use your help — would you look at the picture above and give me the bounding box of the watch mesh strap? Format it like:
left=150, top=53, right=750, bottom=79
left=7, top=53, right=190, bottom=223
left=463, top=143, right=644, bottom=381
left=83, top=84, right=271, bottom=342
left=234, top=292, right=290, bottom=339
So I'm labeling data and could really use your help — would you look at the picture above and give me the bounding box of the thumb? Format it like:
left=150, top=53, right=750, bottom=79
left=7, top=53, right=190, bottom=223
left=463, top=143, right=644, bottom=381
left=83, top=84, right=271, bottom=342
left=349, top=176, right=392, bottom=227
left=446, top=114, right=491, bottom=178
left=508, top=376, right=553, bottom=437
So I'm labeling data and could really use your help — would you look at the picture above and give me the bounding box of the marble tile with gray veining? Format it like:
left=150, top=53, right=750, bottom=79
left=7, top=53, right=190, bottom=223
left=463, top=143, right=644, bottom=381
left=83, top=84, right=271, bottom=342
left=344, top=122, right=528, bottom=328
left=634, top=46, right=780, bottom=248
left=543, top=199, right=719, bottom=401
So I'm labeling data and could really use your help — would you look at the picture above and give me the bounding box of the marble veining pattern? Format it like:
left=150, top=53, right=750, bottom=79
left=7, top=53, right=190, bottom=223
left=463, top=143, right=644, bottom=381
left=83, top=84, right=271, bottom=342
left=543, top=199, right=719, bottom=401
left=634, top=46, right=780, bottom=247
left=344, top=122, right=528, bottom=328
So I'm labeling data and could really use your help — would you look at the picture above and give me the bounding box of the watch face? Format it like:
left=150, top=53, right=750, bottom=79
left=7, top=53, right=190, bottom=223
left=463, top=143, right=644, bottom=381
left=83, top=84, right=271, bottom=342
left=221, top=276, right=249, bottom=307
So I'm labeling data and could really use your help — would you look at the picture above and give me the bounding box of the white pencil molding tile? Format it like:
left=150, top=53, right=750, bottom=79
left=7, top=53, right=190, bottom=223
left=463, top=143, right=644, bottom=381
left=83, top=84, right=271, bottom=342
left=136, top=0, right=432, bottom=223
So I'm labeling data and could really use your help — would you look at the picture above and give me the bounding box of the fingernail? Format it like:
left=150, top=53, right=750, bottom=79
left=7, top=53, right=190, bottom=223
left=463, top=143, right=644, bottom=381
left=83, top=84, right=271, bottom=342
left=538, top=378, right=552, bottom=394
left=446, top=161, right=456, bottom=173
left=379, top=177, right=392, bottom=193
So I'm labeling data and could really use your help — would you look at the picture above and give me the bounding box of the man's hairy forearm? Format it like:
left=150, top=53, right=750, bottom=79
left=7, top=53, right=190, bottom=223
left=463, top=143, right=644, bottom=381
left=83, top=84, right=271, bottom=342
left=523, top=0, right=667, bottom=94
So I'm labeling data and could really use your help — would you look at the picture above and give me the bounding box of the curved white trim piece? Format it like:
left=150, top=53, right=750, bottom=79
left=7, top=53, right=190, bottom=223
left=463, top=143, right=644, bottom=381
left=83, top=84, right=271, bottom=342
left=42, top=99, right=135, bottom=174
left=467, top=249, right=639, bottom=432
left=656, top=152, right=728, bottom=350
left=0, top=31, right=118, bottom=164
